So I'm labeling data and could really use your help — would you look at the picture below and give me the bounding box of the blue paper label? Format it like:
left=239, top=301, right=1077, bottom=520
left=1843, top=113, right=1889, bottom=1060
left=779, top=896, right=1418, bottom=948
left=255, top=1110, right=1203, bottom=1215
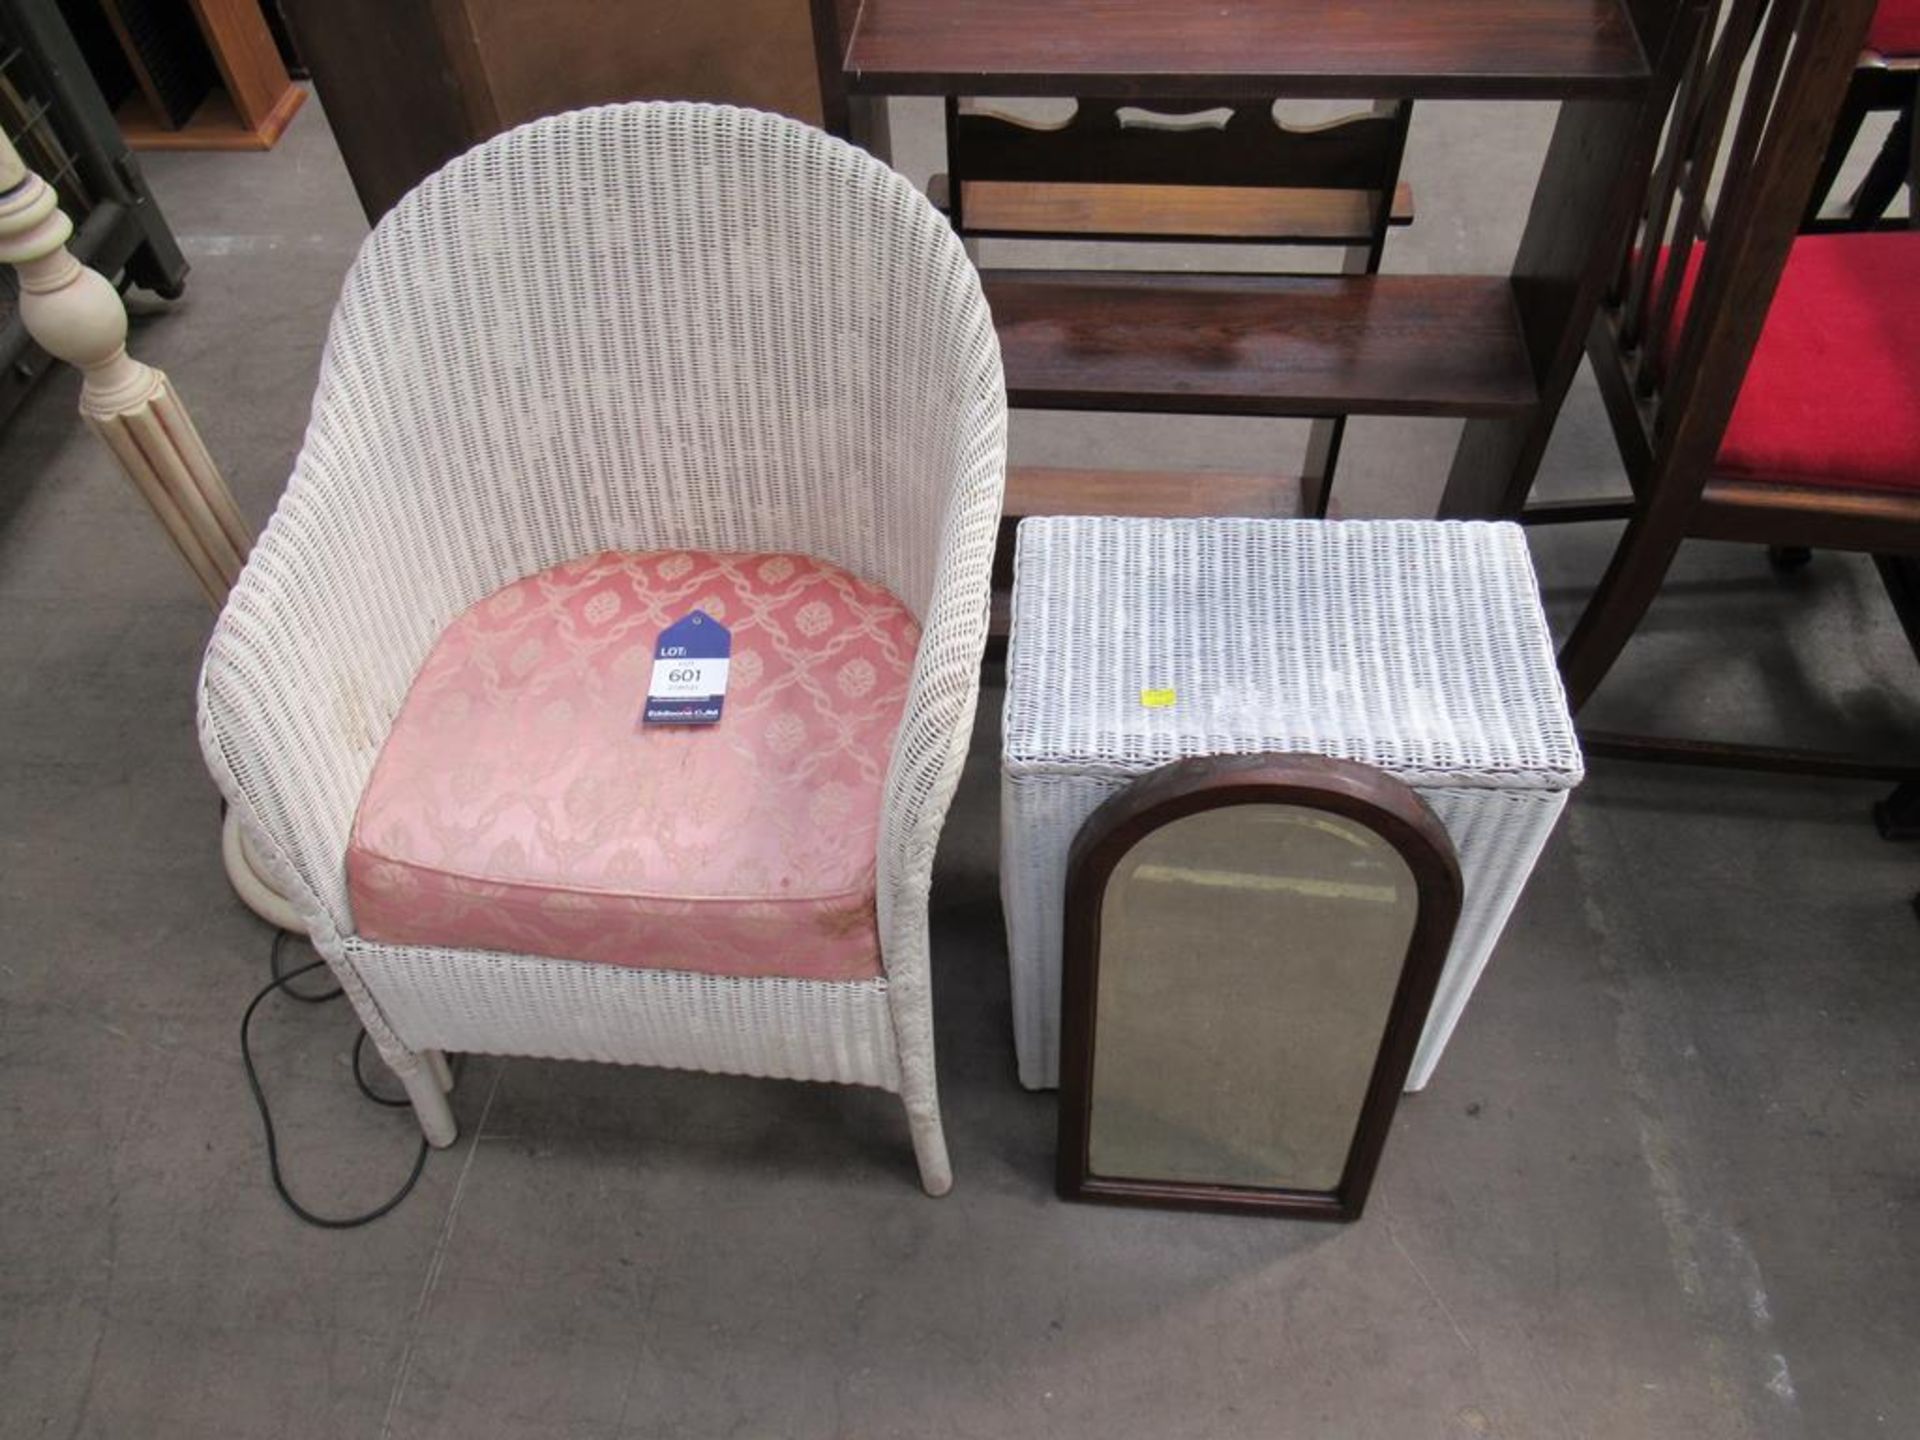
left=642, top=610, right=731, bottom=725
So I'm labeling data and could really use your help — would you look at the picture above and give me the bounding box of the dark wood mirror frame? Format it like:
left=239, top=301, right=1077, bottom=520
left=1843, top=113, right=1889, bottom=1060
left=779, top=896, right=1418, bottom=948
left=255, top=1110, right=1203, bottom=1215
left=1057, top=753, right=1464, bottom=1222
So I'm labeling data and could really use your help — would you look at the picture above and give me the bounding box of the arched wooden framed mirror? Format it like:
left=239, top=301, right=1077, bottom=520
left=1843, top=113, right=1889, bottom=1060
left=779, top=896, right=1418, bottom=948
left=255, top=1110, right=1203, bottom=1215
left=1058, top=753, right=1463, bottom=1221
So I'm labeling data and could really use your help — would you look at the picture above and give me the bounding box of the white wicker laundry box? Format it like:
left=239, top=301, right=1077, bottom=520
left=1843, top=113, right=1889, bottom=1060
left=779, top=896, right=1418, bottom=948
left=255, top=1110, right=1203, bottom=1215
left=1000, top=516, right=1584, bottom=1092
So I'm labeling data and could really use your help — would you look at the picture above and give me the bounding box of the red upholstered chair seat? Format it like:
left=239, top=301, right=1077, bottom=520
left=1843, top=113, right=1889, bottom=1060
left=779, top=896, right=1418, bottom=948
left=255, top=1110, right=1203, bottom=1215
left=1868, top=0, right=1920, bottom=56
left=1667, top=233, right=1920, bottom=495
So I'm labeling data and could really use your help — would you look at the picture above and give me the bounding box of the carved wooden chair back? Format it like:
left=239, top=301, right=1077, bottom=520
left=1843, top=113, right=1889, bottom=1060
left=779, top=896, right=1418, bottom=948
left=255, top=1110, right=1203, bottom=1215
left=1603, top=0, right=1883, bottom=486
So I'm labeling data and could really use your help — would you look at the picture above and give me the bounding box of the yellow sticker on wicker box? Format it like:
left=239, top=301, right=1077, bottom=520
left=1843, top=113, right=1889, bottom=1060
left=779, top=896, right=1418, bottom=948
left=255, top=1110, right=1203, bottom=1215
left=1140, top=688, right=1177, bottom=710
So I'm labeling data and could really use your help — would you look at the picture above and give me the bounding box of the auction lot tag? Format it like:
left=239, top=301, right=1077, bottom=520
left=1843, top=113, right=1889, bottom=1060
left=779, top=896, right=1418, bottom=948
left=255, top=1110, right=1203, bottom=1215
left=643, top=610, right=731, bottom=725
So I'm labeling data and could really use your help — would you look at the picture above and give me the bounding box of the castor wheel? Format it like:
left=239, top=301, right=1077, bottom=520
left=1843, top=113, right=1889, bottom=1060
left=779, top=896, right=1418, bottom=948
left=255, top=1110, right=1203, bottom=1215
left=1767, top=545, right=1813, bottom=572
left=1874, top=782, right=1920, bottom=841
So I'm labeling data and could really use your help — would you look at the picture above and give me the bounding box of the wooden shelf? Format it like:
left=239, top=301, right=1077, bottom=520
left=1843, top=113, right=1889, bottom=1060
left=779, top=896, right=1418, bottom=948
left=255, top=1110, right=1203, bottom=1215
left=840, top=0, right=1651, bottom=100
left=1004, top=465, right=1303, bottom=521
left=117, top=86, right=305, bottom=152
left=943, top=179, right=1414, bottom=245
left=985, top=271, right=1537, bottom=420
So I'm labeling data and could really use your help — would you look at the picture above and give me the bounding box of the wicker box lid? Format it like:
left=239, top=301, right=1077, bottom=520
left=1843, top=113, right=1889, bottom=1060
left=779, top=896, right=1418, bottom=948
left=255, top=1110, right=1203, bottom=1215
left=1003, top=517, right=1584, bottom=790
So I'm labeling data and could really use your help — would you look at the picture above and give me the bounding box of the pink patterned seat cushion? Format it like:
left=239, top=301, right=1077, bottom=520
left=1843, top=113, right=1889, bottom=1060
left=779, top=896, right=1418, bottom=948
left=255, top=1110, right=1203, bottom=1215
left=346, top=551, right=921, bottom=981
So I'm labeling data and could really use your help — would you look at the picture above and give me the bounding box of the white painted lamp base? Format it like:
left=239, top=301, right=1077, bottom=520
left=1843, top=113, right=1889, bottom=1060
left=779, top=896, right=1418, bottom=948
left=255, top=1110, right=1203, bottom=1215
left=222, top=808, right=308, bottom=934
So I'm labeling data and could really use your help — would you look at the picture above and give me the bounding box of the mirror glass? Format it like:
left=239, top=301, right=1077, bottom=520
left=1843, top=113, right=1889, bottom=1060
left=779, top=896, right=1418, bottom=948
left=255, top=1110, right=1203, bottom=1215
left=1088, top=803, right=1418, bottom=1193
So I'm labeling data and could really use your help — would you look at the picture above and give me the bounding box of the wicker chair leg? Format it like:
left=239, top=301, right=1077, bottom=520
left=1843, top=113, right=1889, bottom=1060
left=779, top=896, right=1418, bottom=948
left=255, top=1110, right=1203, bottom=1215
left=425, top=1049, right=455, bottom=1092
left=902, top=1088, right=953, bottom=1197
left=886, top=915, right=954, bottom=1194
left=396, top=1056, right=458, bottom=1147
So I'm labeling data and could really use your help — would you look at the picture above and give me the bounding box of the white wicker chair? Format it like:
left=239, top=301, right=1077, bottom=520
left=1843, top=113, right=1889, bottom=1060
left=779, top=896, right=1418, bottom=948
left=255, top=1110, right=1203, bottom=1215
left=196, top=103, right=1007, bottom=1195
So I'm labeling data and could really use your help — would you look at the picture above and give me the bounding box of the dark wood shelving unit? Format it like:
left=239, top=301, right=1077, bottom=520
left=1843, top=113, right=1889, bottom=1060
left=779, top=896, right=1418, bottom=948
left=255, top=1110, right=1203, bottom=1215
left=811, top=0, right=1710, bottom=532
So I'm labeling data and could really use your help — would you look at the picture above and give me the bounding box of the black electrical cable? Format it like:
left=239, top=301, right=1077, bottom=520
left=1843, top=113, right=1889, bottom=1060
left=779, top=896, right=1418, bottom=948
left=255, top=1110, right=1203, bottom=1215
left=269, top=927, right=341, bottom=1003
left=352, top=1031, right=412, bottom=1109
left=240, top=934, right=432, bottom=1228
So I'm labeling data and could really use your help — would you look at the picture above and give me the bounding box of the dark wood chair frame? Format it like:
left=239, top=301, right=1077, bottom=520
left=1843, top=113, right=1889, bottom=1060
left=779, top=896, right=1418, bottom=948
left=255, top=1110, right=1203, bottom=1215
left=1056, top=753, right=1464, bottom=1223
left=1803, top=34, right=1918, bottom=233
left=1543, top=0, right=1920, bottom=785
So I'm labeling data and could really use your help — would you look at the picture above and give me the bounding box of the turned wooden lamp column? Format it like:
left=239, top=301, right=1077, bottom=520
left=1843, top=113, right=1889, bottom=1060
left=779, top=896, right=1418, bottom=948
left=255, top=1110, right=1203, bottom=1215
left=0, top=129, right=303, bottom=933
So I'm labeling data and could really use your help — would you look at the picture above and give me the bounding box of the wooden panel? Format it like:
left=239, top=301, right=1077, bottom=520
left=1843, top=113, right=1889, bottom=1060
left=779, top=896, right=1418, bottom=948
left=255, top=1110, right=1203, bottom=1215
left=280, top=0, right=823, bottom=218
left=276, top=0, right=477, bottom=217
left=843, top=0, right=1651, bottom=100
left=959, top=180, right=1414, bottom=242
left=463, top=0, right=823, bottom=130
left=57, top=0, right=140, bottom=110
left=809, top=0, right=860, bottom=135
left=187, top=0, right=300, bottom=131
left=1004, top=466, right=1300, bottom=521
left=117, top=84, right=303, bottom=151
left=98, top=0, right=215, bottom=128
left=985, top=271, right=1537, bottom=419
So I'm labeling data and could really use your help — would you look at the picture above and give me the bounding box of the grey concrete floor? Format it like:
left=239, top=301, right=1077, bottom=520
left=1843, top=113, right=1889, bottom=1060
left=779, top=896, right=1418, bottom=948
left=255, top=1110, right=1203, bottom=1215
left=3, top=93, right=1917, bottom=1440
